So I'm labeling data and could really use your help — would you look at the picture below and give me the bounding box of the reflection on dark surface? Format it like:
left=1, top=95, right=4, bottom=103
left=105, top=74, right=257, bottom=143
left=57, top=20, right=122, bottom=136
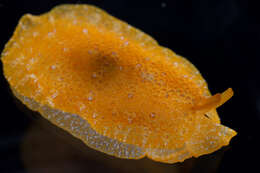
left=14, top=90, right=226, bottom=173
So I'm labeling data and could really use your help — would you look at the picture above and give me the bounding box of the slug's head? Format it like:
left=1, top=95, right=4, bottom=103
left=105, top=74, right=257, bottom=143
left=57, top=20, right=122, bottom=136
left=180, top=88, right=237, bottom=158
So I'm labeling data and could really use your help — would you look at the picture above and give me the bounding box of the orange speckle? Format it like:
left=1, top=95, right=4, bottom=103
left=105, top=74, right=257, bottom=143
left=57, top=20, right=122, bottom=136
left=1, top=4, right=236, bottom=163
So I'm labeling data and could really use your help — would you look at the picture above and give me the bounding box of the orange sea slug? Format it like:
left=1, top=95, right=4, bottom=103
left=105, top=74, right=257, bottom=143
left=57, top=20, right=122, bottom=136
left=1, top=4, right=237, bottom=163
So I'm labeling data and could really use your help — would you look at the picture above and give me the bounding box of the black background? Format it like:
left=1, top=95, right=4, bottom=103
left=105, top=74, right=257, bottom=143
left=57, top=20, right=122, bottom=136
left=0, top=0, right=259, bottom=173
